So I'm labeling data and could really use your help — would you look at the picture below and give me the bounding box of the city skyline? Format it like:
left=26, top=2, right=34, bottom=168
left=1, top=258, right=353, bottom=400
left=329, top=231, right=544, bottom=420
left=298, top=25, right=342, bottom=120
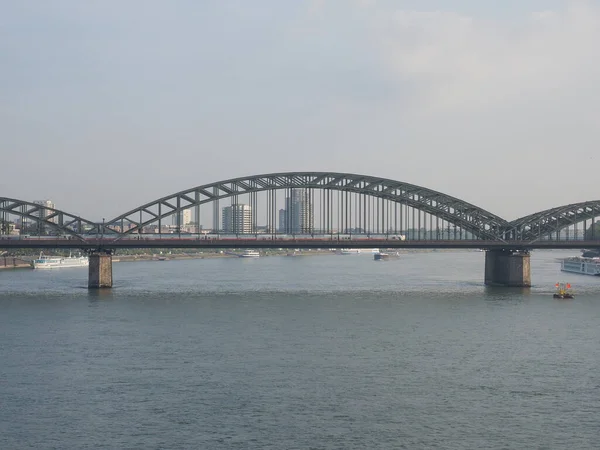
left=2, top=1, right=598, bottom=221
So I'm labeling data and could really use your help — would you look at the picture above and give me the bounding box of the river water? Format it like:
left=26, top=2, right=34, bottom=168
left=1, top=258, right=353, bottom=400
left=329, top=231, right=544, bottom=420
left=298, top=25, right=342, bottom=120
left=1, top=250, right=599, bottom=449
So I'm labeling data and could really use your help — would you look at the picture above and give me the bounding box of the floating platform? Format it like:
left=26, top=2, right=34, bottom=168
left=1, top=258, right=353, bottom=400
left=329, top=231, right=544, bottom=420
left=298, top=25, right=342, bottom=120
left=553, top=282, right=574, bottom=299
left=553, top=293, right=574, bottom=299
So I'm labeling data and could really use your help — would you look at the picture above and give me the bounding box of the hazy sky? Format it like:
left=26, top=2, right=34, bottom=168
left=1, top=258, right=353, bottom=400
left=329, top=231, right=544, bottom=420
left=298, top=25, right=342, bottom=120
left=1, top=0, right=598, bottom=221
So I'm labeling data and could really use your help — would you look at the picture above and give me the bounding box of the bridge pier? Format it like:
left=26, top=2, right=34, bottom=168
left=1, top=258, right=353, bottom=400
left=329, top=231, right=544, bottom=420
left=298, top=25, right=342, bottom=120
left=88, top=251, right=113, bottom=289
left=484, top=250, right=531, bottom=287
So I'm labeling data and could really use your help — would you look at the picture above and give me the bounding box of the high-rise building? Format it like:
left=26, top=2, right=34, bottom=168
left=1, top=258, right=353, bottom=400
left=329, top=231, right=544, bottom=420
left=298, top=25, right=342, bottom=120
left=278, top=209, right=287, bottom=233
left=222, top=204, right=253, bottom=234
left=281, top=189, right=313, bottom=234
left=172, top=209, right=192, bottom=226
left=33, top=200, right=56, bottom=220
left=32, top=200, right=56, bottom=232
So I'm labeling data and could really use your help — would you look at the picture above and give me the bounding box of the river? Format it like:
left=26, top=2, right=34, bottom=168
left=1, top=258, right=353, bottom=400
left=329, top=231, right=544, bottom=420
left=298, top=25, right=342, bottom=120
left=1, top=250, right=599, bottom=449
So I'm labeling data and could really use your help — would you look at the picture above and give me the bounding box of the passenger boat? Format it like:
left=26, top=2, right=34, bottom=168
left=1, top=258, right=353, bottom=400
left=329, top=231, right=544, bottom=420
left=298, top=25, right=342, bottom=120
left=560, top=256, right=600, bottom=276
left=338, top=249, right=361, bottom=255
left=374, top=251, right=389, bottom=261
left=31, top=252, right=89, bottom=269
left=239, top=249, right=260, bottom=258
left=553, top=282, right=574, bottom=299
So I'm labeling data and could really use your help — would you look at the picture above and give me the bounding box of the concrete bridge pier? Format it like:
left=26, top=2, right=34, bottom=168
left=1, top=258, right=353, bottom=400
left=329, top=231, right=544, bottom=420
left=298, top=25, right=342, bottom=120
left=88, top=250, right=113, bottom=289
left=484, top=249, right=531, bottom=287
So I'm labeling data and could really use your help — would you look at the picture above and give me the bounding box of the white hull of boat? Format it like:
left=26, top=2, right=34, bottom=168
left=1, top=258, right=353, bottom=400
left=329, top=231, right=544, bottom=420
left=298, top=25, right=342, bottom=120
left=32, top=253, right=89, bottom=269
left=239, top=250, right=260, bottom=258
left=560, top=257, right=600, bottom=276
left=338, top=249, right=361, bottom=255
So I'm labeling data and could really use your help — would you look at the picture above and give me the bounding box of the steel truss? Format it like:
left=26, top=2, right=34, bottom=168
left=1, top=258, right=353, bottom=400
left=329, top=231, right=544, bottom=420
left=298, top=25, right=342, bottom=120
left=104, top=172, right=509, bottom=241
left=506, top=201, right=600, bottom=242
left=0, top=197, right=104, bottom=241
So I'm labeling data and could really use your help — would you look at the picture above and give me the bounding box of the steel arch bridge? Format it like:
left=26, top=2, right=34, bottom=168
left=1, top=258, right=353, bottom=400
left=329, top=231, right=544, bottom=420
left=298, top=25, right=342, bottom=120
left=1, top=172, right=600, bottom=245
left=104, top=172, right=509, bottom=241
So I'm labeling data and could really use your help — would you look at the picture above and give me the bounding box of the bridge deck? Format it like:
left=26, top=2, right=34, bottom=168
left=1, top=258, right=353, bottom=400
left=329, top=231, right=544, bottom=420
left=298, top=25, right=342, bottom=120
left=1, top=238, right=599, bottom=250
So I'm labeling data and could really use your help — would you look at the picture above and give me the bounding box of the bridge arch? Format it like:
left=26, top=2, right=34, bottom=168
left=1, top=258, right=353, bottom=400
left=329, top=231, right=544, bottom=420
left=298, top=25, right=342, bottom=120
left=105, top=172, right=509, bottom=241
left=0, top=198, right=101, bottom=240
left=506, top=200, right=600, bottom=242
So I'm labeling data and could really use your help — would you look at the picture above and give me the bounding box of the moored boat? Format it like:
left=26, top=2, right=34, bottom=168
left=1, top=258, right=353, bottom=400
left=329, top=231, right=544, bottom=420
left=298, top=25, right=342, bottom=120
left=560, top=256, right=600, bottom=276
left=31, top=252, right=89, bottom=269
left=239, top=249, right=260, bottom=258
left=582, top=249, right=600, bottom=258
left=337, top=249, right=361, bottom=255
left=374, top=251, right=389, bottom=261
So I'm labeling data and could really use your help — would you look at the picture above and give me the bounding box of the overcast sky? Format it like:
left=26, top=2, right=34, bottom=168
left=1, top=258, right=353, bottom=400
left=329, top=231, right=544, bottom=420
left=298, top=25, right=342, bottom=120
left=1, top=0, right=598, bottom=221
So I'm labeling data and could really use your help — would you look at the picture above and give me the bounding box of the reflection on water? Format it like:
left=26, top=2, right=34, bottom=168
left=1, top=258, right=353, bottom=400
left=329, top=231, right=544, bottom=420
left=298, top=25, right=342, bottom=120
left=87, top=287, right=116, bottom=302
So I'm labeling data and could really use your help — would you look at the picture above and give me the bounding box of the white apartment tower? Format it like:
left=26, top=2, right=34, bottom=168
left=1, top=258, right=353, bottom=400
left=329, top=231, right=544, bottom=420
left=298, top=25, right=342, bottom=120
left=33, top=200, right=56, bottom=219
left=172, top=209, right=192, bottom=227
left=222, top=204, right=253, bottom=234
left=32, top=199, right=56, bottom=233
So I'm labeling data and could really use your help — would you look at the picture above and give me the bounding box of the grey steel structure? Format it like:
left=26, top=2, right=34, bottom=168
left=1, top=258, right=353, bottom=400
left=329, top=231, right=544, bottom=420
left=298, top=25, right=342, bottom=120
left=103, top=172, right=510, bottom=241
left=0, top=197, right=102, bottom=242
left=1, top=172, right=600, bottom=245
left=502, top=201, right=600, bottom=242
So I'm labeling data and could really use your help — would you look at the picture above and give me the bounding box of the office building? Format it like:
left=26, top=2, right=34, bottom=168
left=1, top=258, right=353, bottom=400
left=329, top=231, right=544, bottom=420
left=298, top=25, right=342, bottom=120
left=280, top=189, right=313, bottom=234
left=278, top=209, right=287, bottom=233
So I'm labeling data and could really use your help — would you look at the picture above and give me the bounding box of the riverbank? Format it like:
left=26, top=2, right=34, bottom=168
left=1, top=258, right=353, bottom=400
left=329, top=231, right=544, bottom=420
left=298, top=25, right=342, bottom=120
left=115, top=253, right=232, bottom=263
left=0, top=257, right=31, bottom=270
left=114, top=249, right=334, bottom=262
left=1, top=248, right=481, bottom=268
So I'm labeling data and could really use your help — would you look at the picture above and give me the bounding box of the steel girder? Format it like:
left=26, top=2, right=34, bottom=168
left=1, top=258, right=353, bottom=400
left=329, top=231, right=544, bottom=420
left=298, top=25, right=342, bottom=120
left=506, top=201, right=600, bottom=242
left=0, top=197, right=103, bottom=240
left=105, top=172, right=510, bottom=240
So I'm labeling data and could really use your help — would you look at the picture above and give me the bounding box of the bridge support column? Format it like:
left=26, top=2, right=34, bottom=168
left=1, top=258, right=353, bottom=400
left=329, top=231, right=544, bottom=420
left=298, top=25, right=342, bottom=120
left=88, top=251, right=113, bottom=289
left=484, top=250, right=531, bottom=287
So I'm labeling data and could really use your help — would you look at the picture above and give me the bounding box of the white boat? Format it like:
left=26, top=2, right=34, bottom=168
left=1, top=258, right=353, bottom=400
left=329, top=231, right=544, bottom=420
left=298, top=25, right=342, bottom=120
left=374, top=250, right=399, bottom=261
left=239, top=249, right=260, bottom=258
left=374, top=251, right=389, bottom=261
left=338, top=249, right=361, bottom=255
left=560, top=257, right=600, bottom=276
left=31, top=252, right=89, bottom=269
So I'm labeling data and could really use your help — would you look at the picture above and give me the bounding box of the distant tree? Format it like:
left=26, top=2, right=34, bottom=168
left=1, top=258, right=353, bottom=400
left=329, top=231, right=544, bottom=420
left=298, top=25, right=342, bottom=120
left=584, top=221, right=600, bottom=240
